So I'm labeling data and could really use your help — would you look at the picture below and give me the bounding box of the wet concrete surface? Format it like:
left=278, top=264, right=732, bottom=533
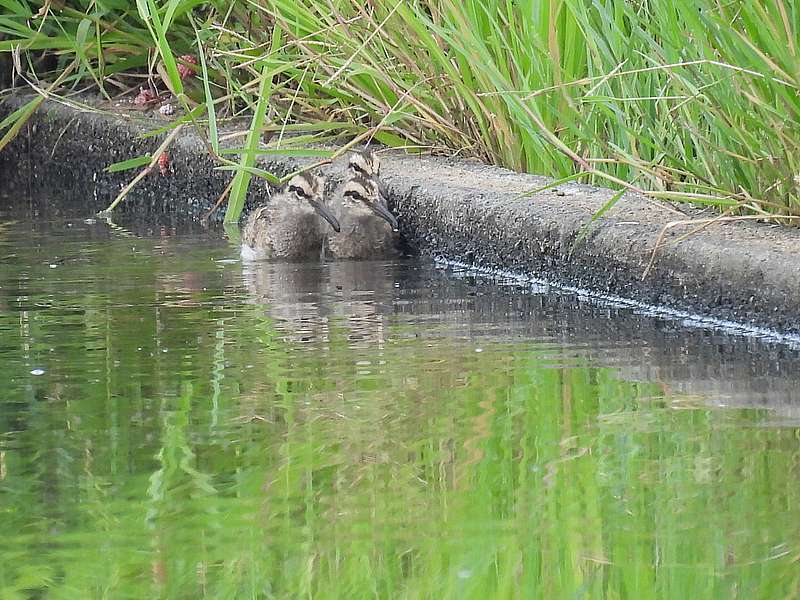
left=1, top=95, right=799, bottom=335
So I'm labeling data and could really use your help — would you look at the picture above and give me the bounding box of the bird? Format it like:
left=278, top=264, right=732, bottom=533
left=325, top=172, right=400, bottom=260
left=241, top=172, right=340, bottom=261
left=346, top=149, right=391, bottom=205
left=347, top=148, right=381, bottom=180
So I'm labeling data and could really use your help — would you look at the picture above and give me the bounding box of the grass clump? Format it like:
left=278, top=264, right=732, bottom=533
left=1, top=0, right=799, bottom=222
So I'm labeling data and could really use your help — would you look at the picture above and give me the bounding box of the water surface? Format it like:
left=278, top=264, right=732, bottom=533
left=1, top=206, right=799, bottom=599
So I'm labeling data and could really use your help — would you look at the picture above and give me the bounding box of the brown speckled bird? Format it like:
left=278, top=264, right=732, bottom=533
left=326, top=168, right=399, bottom=259
left=241, top=172, right=340, bottom=260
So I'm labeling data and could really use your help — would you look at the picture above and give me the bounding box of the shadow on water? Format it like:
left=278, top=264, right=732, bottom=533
left=1, top=200, right=800, bottom=598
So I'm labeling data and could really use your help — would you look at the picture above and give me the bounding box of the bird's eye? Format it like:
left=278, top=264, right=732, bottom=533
left=345, top=190, right=364, bottom=202
left=289, top=185, right=308, bottom=199
left=350, top=163, right=368, bottom=177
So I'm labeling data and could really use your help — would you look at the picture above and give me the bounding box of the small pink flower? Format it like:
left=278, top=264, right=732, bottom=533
left=134, top=88, right=157, bottom=106
left=158, top=152, right=170, bottom=176
left=177, top=54, right=198, bottom=80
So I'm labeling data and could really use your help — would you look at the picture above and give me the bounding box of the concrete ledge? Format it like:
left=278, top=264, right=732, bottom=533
left=2, top=95, right=799, bottom=334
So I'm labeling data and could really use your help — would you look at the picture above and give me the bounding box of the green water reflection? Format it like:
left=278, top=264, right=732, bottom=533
left=1, top=217, right=799, bottom=599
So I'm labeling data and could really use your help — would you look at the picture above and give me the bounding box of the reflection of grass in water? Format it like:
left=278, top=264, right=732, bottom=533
left=0, top=237, right=799, bottom=598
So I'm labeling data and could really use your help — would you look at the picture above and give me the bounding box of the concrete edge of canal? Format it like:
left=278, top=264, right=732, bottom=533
left=2, top=94, right=800, bottom=336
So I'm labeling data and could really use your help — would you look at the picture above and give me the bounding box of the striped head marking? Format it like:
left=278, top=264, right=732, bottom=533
left=343, top=175, right=378, bottom=203
left=343, top=176, right=398, bottom=230
left=285, top=172, right=324, bottom=203
left=285, top=172, right=340, bottom=232
left=348, top=150, right=380, bottom=179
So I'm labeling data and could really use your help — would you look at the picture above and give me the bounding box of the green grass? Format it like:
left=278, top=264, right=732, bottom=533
left=1, top=0, right=799, bottom=222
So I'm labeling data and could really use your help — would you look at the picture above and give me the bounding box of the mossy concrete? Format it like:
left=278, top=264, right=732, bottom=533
left=2, top=95, right=799, bottom=335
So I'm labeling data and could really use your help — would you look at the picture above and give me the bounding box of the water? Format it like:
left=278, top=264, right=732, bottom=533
left=1, top=206, right=800, bottom=599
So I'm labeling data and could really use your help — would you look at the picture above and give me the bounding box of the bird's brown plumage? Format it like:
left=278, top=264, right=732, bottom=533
left=326, top=163, right=399, bottom=260
left=241, top=172, right=339, bottom=260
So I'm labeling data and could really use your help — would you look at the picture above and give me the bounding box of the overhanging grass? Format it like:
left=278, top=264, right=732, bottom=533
left=1, top=0, right=799, bottom=222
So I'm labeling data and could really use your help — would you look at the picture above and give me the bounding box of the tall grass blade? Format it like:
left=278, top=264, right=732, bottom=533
left=224, top=25, right=283, bottom=225
left=193, top=21, right=218, bottom=155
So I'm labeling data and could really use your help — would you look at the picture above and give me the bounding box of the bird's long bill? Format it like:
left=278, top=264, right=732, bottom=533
left=369, top=200, right=399, bottom=231
left=309, top=199, right=341, bottom=233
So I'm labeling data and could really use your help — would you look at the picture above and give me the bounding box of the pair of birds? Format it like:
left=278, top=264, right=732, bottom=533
left=241, top=150, right=399, bottom=261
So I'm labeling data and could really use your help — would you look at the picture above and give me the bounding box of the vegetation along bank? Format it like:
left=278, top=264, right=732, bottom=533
left=1, top=1, right=799, bottom=222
